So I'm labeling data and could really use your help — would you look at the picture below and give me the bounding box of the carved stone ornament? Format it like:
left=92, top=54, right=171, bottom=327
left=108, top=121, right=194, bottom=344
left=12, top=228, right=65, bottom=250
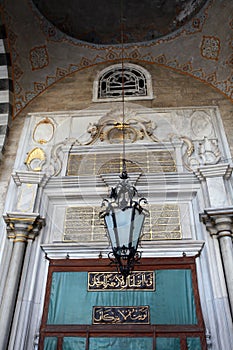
left=3, top=213, right=45, bottom=241
left=190, top=110, right=214, bottom=138
left=180, top=136, right=221, bottom=171
left=77, top=108, right=159, bottom=145
left=25, top=147, right=46, bottom=172
left=33, top=117, right=55, bottom=144
left=198, top=137, right=221, bottom=165
left=48, top=138, right=77, bottom=176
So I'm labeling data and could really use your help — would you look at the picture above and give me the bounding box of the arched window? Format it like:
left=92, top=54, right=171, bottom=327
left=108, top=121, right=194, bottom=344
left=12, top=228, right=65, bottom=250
left=93, top=63, right=153, bottom=102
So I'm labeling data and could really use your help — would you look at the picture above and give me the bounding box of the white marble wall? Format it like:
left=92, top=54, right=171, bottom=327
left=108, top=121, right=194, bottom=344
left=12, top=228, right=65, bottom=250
left=1, top=104, right=233, bottom=349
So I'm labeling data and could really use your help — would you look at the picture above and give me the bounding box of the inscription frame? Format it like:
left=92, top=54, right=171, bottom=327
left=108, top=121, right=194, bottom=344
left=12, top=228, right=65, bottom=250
left=88, top=271, right=155, bottom=291
left=92, top=306, right=150, bottom=325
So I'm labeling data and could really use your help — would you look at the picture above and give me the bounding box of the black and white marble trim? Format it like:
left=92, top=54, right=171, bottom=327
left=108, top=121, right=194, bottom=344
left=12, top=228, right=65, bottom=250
left=0, top=24, right=13, bottom=159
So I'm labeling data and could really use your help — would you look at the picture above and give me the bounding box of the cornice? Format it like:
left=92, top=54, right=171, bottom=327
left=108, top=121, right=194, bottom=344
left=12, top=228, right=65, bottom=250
left=194, top=164, right=233, bottom=181
left=12, top=170, right=49, bottom=187
left=41, top=240, right=205, bottom=260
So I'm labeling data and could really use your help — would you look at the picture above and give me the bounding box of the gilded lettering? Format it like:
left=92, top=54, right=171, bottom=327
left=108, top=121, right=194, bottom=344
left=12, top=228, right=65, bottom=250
left=93, top=306, right=150, bottom=324
left=88, top=271, right=155, bottom=291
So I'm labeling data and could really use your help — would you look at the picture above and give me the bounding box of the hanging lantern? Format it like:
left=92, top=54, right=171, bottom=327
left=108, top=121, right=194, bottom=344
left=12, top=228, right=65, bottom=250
left=100, top=170, right=148, bottom=280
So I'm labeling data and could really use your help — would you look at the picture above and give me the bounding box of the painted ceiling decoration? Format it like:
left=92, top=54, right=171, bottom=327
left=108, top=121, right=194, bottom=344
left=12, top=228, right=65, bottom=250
left=32, top=0, right=207, bottom=45
left=0, top=0, right=232, bottom=117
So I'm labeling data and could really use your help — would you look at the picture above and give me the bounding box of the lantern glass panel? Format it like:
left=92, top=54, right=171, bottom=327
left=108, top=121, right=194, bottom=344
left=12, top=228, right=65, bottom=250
left=104, top=208, right=132, bottom=248
left=104, top=207, right=145, bottom=251
left=131, top=208, right=146, bottom=248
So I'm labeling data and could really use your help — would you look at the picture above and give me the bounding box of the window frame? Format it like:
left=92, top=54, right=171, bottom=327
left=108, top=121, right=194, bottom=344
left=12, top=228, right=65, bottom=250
left=92, top=63, right=153, bottom=102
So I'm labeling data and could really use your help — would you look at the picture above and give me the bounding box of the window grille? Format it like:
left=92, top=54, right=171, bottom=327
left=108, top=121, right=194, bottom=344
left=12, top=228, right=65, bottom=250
left=93, top=63, right=153, bottom=102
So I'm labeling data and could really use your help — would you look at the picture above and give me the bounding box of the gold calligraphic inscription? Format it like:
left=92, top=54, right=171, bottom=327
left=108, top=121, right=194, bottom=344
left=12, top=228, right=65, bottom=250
left=88, top=271, right=155, bottom=291
left=63, top=206, right=106, bottom=242
left=63, top=204, right=181, bottom=241
left=67, top=150, right=176, bottom=176
left=93, top=306, right=150, bottom=324
left=143, top=204, right=181, bottom=240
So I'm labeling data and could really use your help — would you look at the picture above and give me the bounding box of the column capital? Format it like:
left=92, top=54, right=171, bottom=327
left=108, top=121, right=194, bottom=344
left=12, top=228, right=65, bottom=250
left=200, top=207, right=233, bottom=238
left=3, top=212, right=45, bottom=242
left=194, top=164, right=232, bottom=181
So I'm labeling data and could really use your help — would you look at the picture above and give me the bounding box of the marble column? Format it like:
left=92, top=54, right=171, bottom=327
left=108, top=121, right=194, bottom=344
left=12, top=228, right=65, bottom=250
left=201, top=208, right=233, bottom=316
left=0, top=213, right=45, bottom=350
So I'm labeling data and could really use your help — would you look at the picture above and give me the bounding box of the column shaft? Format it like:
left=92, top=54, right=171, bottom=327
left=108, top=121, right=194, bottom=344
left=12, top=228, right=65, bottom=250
left=0, top=213, right=45, bottom=350
left=0, top=240, right=26, bottom=349
left=218, top=234, right=233, bottom=314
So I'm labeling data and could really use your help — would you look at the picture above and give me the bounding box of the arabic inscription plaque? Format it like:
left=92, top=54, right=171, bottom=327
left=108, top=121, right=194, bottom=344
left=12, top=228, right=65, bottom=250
left=93, top=306, right=150, bottom=324
left=88, top=271, right=155, bottom=291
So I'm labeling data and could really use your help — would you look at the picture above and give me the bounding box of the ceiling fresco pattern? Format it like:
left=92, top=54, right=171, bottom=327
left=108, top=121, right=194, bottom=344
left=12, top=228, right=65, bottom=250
left=0, top=0, right=232, bottom=117
left=31, top=0, right=207, bottom=44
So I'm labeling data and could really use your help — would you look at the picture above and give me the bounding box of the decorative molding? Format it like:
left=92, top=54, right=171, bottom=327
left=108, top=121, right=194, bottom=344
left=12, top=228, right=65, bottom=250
left=194, top=164, right=233, bottom=181
left=12, top=170, right=48, bottom=186
left=41, top=240, right=205, bottom=260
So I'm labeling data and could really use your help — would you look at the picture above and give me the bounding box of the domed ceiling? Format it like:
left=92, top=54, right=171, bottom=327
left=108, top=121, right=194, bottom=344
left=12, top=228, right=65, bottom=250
left=32, top=0, right=207, bottom=44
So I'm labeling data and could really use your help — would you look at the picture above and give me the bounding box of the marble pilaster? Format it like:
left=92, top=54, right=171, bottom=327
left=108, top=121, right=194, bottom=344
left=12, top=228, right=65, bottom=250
left=0, top=213, right=45, bottom=350
left=200, top=208, right=233, bottom=316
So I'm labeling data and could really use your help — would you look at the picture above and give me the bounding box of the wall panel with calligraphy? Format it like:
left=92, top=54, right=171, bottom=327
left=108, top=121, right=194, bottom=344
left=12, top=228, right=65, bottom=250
left=63, top=204, right=181, bottom=241
left=67, top=150, right=176, bottom=176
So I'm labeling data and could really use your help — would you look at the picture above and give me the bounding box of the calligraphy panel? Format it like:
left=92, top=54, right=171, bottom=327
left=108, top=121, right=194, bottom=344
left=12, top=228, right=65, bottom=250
left=63, top=206, right=106, bottom=242
left=93, top=306, right=150, bottom=324
left=88, top=271, right=155, bottom=291
left=63, top=204, right=181, bottom=241
left=143, top=204, right=181, bottom=240
left=67, top=150, right=176, bottom=176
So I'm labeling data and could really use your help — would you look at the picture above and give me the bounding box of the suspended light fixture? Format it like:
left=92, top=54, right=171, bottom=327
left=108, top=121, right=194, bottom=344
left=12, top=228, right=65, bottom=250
left=99, top=0, right=149, bottom=281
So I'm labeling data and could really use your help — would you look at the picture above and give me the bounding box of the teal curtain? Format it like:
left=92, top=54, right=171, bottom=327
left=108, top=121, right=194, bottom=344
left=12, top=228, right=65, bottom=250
left=44, top=337, right=57, bottom=350
left=89, top=337, right=153, bottom=350
left=187, top=337, right=202, bottom=350
left=156, top=337, right=180, bottom=350
left=47, top=269, right=197, bottom=325
left=63, top=337, right=86, bottom=350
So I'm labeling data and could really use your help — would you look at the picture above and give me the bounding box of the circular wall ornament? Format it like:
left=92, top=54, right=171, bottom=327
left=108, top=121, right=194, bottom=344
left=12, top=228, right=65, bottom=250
left=190, top=111, right=213, bottom=138
left=33, top=117, right=55, bottom=144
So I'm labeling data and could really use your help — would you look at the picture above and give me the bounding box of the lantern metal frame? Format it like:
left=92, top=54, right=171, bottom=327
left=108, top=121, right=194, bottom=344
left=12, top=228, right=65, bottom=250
left=100, top=170, right=149, bottom=280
